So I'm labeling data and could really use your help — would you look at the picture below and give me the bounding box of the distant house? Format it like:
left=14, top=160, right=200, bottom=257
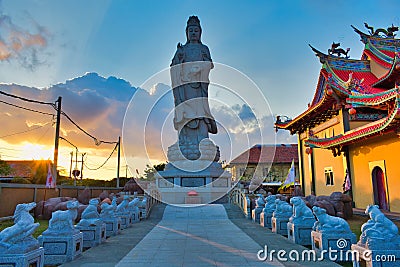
left=0, top=160, right=52, bottom=181
left=228, top=144, right=299, bottom=183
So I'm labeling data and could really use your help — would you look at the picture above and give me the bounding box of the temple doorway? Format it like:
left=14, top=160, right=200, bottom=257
left=371, top=166, right=389, bottom=211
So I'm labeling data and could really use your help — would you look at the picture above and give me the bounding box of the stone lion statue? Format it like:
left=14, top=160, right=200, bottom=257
left=0, top=202, right=39, bottom=254
left=358, top=205, right=400, bottom=250
left=42, top=200, right=79, bottom=236
left=100, top=202, right=115, bottom=219
left=77, top=198, right=102, bottom=227
left=289, top=197, right=315, bottom=225
left=263, top=195, right=277, bottom=215
left=116, top=195, right=130, bottom=213
left=255, top=194, right=266, bottom=208
left=312, top=206, right=351, bottom=234
left=273, top=199, right=292, bottom=219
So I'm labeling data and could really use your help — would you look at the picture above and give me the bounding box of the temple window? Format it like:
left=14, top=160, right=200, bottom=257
left=325, top=167, right=334, bottom=185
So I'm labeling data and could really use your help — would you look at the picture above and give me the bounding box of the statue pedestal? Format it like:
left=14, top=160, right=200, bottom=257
left=260, top=212, right=273, bottom=228
left=155, top=164, right=232, bottom=205
left=129, top=207, right=140, bottom=223
left=103, top=218, right=121, bottom=237
left=351, top=244, right=400, bottom=267
left=272, top=217, right=290, bottom=236
left=0, top=247, right=44, bottom=267
left=116, top=212, right=130, bottom=229
left=75, top=223, right=106, bottom=249
left=139, top=207, right=147, bottom=219
left=287, top=222, right=314, bottom=246
left=311, top=230, right=356, bottom=261
left=252, top=207, right=263, bottom=224
left=38, top=232, right=83, bottom=265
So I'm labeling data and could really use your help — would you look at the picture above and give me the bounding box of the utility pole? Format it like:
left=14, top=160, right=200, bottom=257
left=53, top=96, right=62, bottom=176
left=69, top=151, right=73, bottom=179
left=117, top=136, right=121, bottom=188
left=80, top=153, right=86, bottom=180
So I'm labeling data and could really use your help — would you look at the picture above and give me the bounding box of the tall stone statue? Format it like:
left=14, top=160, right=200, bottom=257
left=170, top=16, right=218, bottom=161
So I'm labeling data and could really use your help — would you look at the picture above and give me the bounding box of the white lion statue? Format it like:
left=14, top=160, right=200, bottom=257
left=0, top=202, right=39, bottom=254
left=42, top=200, right=79, bottom=236
left=312, top=206, right=351, bottom=234
left=358, top=205, right=400, bottom=250
left=289, top=197, right=315, bottom=226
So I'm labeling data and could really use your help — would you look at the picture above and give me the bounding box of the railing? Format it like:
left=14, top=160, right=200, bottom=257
left=229, top=187, right=251, bottom=219
left=141, top=189, right=162, bottom=219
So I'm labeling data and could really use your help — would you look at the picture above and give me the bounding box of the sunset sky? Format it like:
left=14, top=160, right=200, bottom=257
left=0, top=0, right=399, bottom=180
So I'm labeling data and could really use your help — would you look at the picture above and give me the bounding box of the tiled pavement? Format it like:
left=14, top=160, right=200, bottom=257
left=63, top=204, right=339, bottom=267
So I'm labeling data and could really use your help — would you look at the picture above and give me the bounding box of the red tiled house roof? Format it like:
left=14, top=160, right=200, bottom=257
left=230, top=144, right=298, bottom=165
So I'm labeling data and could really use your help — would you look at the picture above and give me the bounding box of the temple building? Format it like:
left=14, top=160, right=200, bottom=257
left=275, top=23, right=400, bottom=212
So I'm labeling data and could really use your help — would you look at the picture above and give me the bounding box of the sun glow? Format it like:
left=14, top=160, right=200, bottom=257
left=20, top=143, right=53, bottom=160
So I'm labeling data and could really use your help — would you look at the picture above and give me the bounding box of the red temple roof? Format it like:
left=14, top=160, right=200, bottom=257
left=230, top=144, right=298, bottom=165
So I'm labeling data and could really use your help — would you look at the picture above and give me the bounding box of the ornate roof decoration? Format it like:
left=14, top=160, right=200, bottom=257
left=276, top=23, right=400, bottom=143
left=328, top=42, right=350, bottom=58
left=363, top=23, right=398, bottom=38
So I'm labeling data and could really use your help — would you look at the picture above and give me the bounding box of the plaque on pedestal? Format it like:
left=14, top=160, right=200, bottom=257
left=75, top=223, right=106, bottom=249
left=39, top=232, right=83, bottom=265
left=0, top=247, right=44, bottom=267
left=272, top=217, right=290, bottom=236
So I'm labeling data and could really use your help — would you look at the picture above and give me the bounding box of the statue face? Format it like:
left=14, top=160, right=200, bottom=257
left=187, top=25, right=201, bottom=43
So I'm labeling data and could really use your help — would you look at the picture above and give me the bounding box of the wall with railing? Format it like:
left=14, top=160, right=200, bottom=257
left=0, top=183, right=124, bottom=217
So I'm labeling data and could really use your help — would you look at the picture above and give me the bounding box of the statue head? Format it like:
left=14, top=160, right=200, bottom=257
left=186, top=16, right=202, bottom=44
left=89, top=198, right=99, bottom=205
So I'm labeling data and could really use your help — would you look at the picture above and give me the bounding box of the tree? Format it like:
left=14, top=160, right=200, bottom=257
left=0, top=160, right=12, bottom=176
left=142, top=163, right=166, bottom=181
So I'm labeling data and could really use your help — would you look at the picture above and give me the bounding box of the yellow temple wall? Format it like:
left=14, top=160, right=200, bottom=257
left=298, top=114, right=347, bottom=196
left=349, top=132, right=400, bottom=212
left=312, top=146, right=346, bottom=196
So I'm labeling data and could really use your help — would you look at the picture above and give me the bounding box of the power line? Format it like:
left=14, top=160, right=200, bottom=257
left=60, top=111, right=118, bottom=145
left=83, top=142, right=118, bottom=171
left=1, top=89, right=118, bottom=147
left=0, top=124, right=46, bottom=139
left=0, top=99, right=55, bottom=116
left=0, top=90, right=55, bottom=106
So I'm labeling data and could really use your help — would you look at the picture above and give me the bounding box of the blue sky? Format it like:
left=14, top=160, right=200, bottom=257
left=0, top=0, right=399, bottom=179
left=2, top=0, right=399, bottom=116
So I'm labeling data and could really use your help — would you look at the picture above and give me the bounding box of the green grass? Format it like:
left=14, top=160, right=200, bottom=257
left=0, top=219, right=49, bottom=238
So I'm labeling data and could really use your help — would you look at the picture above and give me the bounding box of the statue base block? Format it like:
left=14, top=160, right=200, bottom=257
left=129, top=211, right=140, bottom=224
left=351, top=244, right=400, bottom=267
left=252, top=208, right=263, bottom=224
left=260, top=212, right=273, bottom=228
left=311, top=230, right=356, bottom=261
left=103, top=218, right=121, bottom=237
left=155, top=166, right=232, bottom=205
left=287, top=222, right=313, bottom=246
left=116, top=213, right=130, bottom=229
left=38, top=232, right=83, bottom=265
left=139, top=207, right=147, bottom=219
left=75, top=223, right=106, bottom=249
left=0, top=247, right=44, bottom=267
left=272, top=217, right=290, bottom=236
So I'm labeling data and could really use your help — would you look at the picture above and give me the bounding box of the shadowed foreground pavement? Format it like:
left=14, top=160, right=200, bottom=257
left=61, top=204, right=166, bottom=267
left=62, top=203, right=339, bottom=267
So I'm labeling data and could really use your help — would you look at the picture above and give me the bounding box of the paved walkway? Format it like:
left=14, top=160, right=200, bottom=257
left=63, top=204, right=338, bottom=267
